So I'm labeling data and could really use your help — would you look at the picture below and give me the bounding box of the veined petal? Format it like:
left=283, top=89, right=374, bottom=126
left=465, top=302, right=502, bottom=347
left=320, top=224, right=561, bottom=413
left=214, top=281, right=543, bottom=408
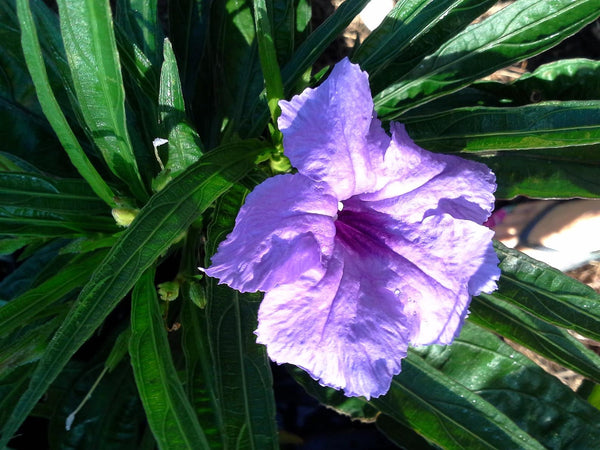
left=336, top=206, right=498, bottom=345
left=278, top=58, right=390, bottom=200
left=360, top=122, right=496, bottom=225
left=256, top=236, right=412, bottom=399
left=206, top=174, right=337, bottom=292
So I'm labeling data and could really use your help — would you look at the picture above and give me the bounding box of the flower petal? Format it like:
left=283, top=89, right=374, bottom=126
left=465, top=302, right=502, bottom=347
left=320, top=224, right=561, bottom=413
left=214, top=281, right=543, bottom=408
left=360, top=122, right=496, bottom=224
left=278, top=58, right=390, bottom=200
left=205, top=174, right=337, bottom=292
left=256, top=236, right=412, bottom=399
left=338, top=204, right=499, bottom=345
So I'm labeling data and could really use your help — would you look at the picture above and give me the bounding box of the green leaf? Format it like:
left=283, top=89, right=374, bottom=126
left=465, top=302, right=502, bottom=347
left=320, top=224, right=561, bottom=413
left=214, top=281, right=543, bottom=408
left=472, top=145, right=600, bottom=199
left=253, top=0, right=284, bottom=123
left=130, top=268, right=210, bottom=449
left=0, top=365, right=33, bottom=431
left=375, top=414, right=433, bottom=449
left=491, top=241, right=600, bottom=342
left=248, top=0, right=370, bottom=136
left=475, top=58, right=600, bottom=104
left=55, top=0, right=147, bottom=200
left=374, top=0, right=600, bottom=118
left=0, top=140, right=270, bottom=447
left=0, top=250, right=107, bottom=337
left=354, top=0, right=496, bottom=89
left=203, top=185, right=279, bottom=449
left=416, top=323, right=600, bottom=448
left=158, top=39, right=203, bottom=179
left=47, top=360, right=145, bottom=450
left=372, top=352, right=543, bottom=449
left=16, top=0, right=116, bottom=205
left=403, top=101, right=600, bottom=152
left=168, top=0, right=211, bottom=102
left=470, top=295, right=600, bottom=384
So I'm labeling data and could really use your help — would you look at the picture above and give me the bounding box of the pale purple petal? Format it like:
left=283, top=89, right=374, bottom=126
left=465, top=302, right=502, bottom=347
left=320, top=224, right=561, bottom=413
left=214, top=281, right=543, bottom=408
left=278, top=58, right=390, bottom=200
left=359, top=122, right=496, bottom=225
left=205, top=174, right=337, bottom=292
left=336, top=205, right=498, bottom=345
left=256, top=237, right=412, bottom=399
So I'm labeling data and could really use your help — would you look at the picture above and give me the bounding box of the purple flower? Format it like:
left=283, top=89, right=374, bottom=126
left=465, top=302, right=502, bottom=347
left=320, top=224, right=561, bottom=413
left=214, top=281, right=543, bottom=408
left=206, top=58, right=499, bottom=399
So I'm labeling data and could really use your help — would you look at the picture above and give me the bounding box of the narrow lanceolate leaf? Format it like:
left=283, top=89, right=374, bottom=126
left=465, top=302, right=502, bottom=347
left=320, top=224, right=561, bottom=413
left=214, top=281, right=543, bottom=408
left=473, top=145, right=600, bottom=199
left=16, top=0, right=115, bottom=206
left=130, top=269, right=210, bottom=449
left=55, top=0, right=147, bottom=200
left=0, top=140, right=270, bottom=447
left=475, top=58, right=600, bottom=104
left=280, top=0, right=369, bottom=92
left=158, top=39, right=203, bottom=178
left=415, top=323, right=600, bottom=449
left=371, top=353, right=543, bottom=450
left=403, top=101, right=600, bottom=153
left=204, top=185, right=279, bottom=450
left=253, top=0, right=284, bottom=122
left=491, top=241, right=600, bottom=342
left=353, top=0, right=496, bottom=81
left=470, top=295, right=600, bottom=384
left=374, top=0, right=600, bottom=118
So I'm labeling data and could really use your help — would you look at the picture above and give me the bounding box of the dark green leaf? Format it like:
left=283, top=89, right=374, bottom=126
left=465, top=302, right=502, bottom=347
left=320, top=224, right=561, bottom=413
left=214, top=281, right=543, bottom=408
left=403, top=101, right=600, bottom=153
left=158, top=39, right=203, bottom=179
left=375, top=414, right=434, bottom=449
left=0, top=250, right=107, bottom=337
left=372, top=352, right=543, bottom=449
left=16, top=0, right=116, bottom=205
left=416, top=323, right=600, bottom=448
left=130, top=268, right=210, bottom=449
left=55, top=0, right=147, bottom=200
left=475, top=58, right=600, bottom=104
left=253, top=0, right=284, bottom=122
left=203, top=185, right=279, bottom=449
left=374, top=0, right=600, bottom=118
left=354, top=0, right=496, bottom=91
left=0, top=140, right=270, bottom=447
left=472, top=145, right=600, bottom=199
left=470, top=294, right=600, bottom=384
left=491, top=241, right=600, bottom=342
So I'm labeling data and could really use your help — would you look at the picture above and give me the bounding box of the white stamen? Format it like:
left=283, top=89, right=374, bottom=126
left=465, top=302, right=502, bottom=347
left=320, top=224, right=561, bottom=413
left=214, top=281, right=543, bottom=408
left=153, top=138, right=169, bottom=170
left=338, top=201, right=344, bottom=212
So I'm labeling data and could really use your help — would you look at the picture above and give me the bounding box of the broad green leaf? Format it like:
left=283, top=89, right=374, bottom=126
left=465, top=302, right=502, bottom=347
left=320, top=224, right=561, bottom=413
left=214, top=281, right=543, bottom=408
left=470, top=295, right=600, bottom=384
left=354, top=0, right=496, bottom=89
left=203, top=185, right=279, bottom=449
left=476, top=58, right=600, bottom=104
left=55, top=0, right=147, bottom=200
left=472, top=145, right=600, bottom=199
left=16, top=0, right=116, bottom=205
left=491, top=241, right=600, bottom=342
left=0, top=140, right=270, bottom=447
left=403, top=101, right=600, bottom=152
left=0, top=249, right=107, bottom=337
left=130, top=268, right=210, bottom=449
left=158, top=39, right=203, bottom=179
left=115, top=0, right=161, bottom=67
left=372, top=353, right=542, bottom=449
left=0, top=237, right=38, bottom=255
left=374, top=0, right=600, bottom=118
left=416, top=323, right=600, bottom=448
left=253, top=0, right=284, bottom=123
